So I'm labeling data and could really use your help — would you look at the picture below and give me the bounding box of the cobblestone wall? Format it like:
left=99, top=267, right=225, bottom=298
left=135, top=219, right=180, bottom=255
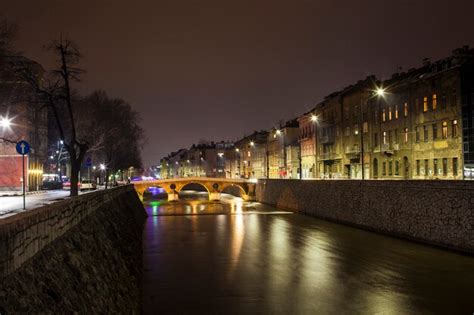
left=0, top=186, right=146, bottom=313
left=256, top=179, right=474, bottom=253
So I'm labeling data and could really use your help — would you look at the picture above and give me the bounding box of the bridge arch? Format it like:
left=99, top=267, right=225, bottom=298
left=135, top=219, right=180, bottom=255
left=176, top=182, right=211, bottom=194
left=221, top=183, right=247, bottom=198
left=143, top=185, right=169, bottom=199
left=133, top=177, right=256, bottom=202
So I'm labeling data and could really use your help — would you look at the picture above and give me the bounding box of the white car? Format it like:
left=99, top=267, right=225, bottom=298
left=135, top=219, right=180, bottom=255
left=80, top=180, right=97, bottom=191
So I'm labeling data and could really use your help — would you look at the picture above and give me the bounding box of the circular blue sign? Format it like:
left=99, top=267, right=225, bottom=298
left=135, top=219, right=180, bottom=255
left=16, top=140, right=30, bottom=155
left=85, top=157, right=93, bottom=167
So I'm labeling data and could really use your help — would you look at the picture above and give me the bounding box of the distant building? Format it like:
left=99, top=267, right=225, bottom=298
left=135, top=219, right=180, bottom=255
left=233, top=131, right=268, bottom=179
left=267, top=119, right=299, bottom=179
left=156, top=46, right=474, bottom=181
left=0, top=55, right=48, bottom=191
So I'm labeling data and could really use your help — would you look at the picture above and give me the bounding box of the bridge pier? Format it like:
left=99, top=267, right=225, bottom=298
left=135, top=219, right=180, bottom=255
left=209, top=192, right=221, bottom=201
left=168, top=192, right=179, bottom=201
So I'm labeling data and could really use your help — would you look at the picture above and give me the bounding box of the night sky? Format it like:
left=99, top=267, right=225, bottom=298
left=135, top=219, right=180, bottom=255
left=3, top=0, right=474, bottom=166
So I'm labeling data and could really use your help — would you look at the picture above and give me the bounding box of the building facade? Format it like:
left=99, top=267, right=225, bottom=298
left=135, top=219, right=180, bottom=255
left=157, top=47, right=474, bottom=181
left=0, top=56, right=48, bottom=191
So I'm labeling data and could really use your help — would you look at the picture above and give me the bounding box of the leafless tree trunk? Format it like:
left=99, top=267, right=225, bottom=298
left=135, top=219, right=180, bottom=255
left=19, top=38, right=87, bottom=196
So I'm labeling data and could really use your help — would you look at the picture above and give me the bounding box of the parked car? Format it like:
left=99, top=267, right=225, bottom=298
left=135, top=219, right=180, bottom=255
left=80, top=180, right=97, bottom=191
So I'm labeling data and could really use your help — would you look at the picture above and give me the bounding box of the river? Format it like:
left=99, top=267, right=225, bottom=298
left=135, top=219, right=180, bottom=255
left=142, top=191, right=474, bottom=314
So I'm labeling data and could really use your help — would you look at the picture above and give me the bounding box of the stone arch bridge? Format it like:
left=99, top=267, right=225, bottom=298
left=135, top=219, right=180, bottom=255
left=133, top=177, right=257, bottom=201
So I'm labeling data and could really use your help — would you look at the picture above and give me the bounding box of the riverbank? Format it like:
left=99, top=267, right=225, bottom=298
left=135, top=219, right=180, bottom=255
left=141, top=193, right=474, bottom=314
left=0, top=186, right=146, bottom=313
left=256, top=179, right=474, bottom=254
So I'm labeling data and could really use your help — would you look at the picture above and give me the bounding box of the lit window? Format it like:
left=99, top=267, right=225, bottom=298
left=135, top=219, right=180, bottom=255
left=395, top=105, right=399, bottom=119
left=432, top=94, right=437, bottom=110
left=442, top=121, right=448, bottom=139
left=404, top=102, right=408, bottom=117
left=382, top=108, right=386, bottom=122
left=452, top=120, right=458, bottom=137
left=423, top=96, right=428, bottom=112
left=383, top=131, right=387, bottom=144
left=388, top=106, right=392, bottom=120
left=404, top=127, right=409, bottom=143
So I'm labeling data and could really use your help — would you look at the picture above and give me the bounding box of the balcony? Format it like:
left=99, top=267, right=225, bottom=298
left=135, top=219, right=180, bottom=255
left=319, top=134, right=335, bottom=144
left=319, top=152, right=341, bottom=160
left=345, top=146, right=361, bottom=159
left=381, top=143, right=395, bottom=155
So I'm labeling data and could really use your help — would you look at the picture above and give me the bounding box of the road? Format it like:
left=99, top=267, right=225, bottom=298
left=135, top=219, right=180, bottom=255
left=142, top=192, right=474, bottom=314
left=0, top=190, right=70, bottom=218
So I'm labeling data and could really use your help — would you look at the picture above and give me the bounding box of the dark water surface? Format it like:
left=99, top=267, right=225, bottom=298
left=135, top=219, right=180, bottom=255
left=142, top=192, right=474, bottom=314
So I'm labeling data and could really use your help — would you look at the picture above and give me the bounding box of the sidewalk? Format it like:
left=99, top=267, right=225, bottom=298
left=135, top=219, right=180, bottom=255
left=0, top=190, right=48, bottom=197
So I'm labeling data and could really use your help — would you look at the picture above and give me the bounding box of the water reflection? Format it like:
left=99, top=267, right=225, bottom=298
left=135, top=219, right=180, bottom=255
left=144, top=190, right=251, bottom=216
left=142, top=192, right=474, bottom=314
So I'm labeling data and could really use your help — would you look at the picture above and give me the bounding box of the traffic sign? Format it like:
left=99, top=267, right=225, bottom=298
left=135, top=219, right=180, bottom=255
left=16, top=140, right=30, bottom=210
left=85, top=157, right=93, bottom=167
left=16, top=140, right=30, bottom=155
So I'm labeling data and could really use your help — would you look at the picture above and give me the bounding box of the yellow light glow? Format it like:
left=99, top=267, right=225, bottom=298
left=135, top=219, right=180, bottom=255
left=376, top=87, right=386, bottom=97
left=0, top=116, right=12, bottom=129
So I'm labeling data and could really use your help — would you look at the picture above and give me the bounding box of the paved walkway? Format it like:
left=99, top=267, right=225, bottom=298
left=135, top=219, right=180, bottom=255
left=0, top=190, right=70, bottom=219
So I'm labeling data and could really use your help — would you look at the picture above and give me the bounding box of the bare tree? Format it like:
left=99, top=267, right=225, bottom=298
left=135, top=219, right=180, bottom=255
left=0, top=18, right=17, bottom=57
left=80, top=91, right=144, bottom=188
left=19, top=38, right=87, bottom=196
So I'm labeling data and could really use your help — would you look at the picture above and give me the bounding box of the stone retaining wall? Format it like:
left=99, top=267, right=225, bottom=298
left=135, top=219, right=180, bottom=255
left=0, top=186, right=147, bottom=313
left=256, top=179, right=474, bottom=253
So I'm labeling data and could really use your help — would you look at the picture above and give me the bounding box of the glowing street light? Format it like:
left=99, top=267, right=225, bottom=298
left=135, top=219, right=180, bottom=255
left=276, top=129, right=281, bottom=135
left=250, top=141, right=255, bottom=147
left=310, top=114, right=317, bottom=122
left=100, top=164, right=106, bottom=170
left=0, top=116, right=12, bottom=130
left=375, top=87, right=386, bottom=97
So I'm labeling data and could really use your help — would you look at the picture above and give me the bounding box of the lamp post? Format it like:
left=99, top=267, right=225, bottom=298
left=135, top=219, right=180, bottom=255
left=235, top=148, right=240, bottom=178
left=360, top=87, right=386, bottom=180
left=310, top=114, right=318, bottom=179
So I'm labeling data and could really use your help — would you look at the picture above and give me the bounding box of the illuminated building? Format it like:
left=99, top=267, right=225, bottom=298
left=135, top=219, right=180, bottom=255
left=0, top=56, right=48, bottom=191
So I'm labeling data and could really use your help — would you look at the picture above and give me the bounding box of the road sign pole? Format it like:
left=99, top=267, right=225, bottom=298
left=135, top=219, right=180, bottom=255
left=16, top=140, right=30, bottom=211
left=22, top=153, right=26, bottom=210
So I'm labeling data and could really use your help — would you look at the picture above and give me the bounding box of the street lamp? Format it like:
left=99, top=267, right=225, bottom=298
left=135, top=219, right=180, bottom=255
left=0, top=116, right=12, bottom=130
left=360, top=86, right=388, bottom=180
left=376, top=87, right=386, bottom=97
left=310, top=113, right=319, bottom=179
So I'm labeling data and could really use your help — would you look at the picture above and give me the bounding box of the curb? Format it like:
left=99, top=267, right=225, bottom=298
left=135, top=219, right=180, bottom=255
left=0, top=190, right=48, bottom=197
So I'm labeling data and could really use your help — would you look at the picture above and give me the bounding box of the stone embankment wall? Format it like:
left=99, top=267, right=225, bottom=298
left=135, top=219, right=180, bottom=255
left=0, top=186, right=146, bottom=313
left=256, top=179, right=474, bottom=253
